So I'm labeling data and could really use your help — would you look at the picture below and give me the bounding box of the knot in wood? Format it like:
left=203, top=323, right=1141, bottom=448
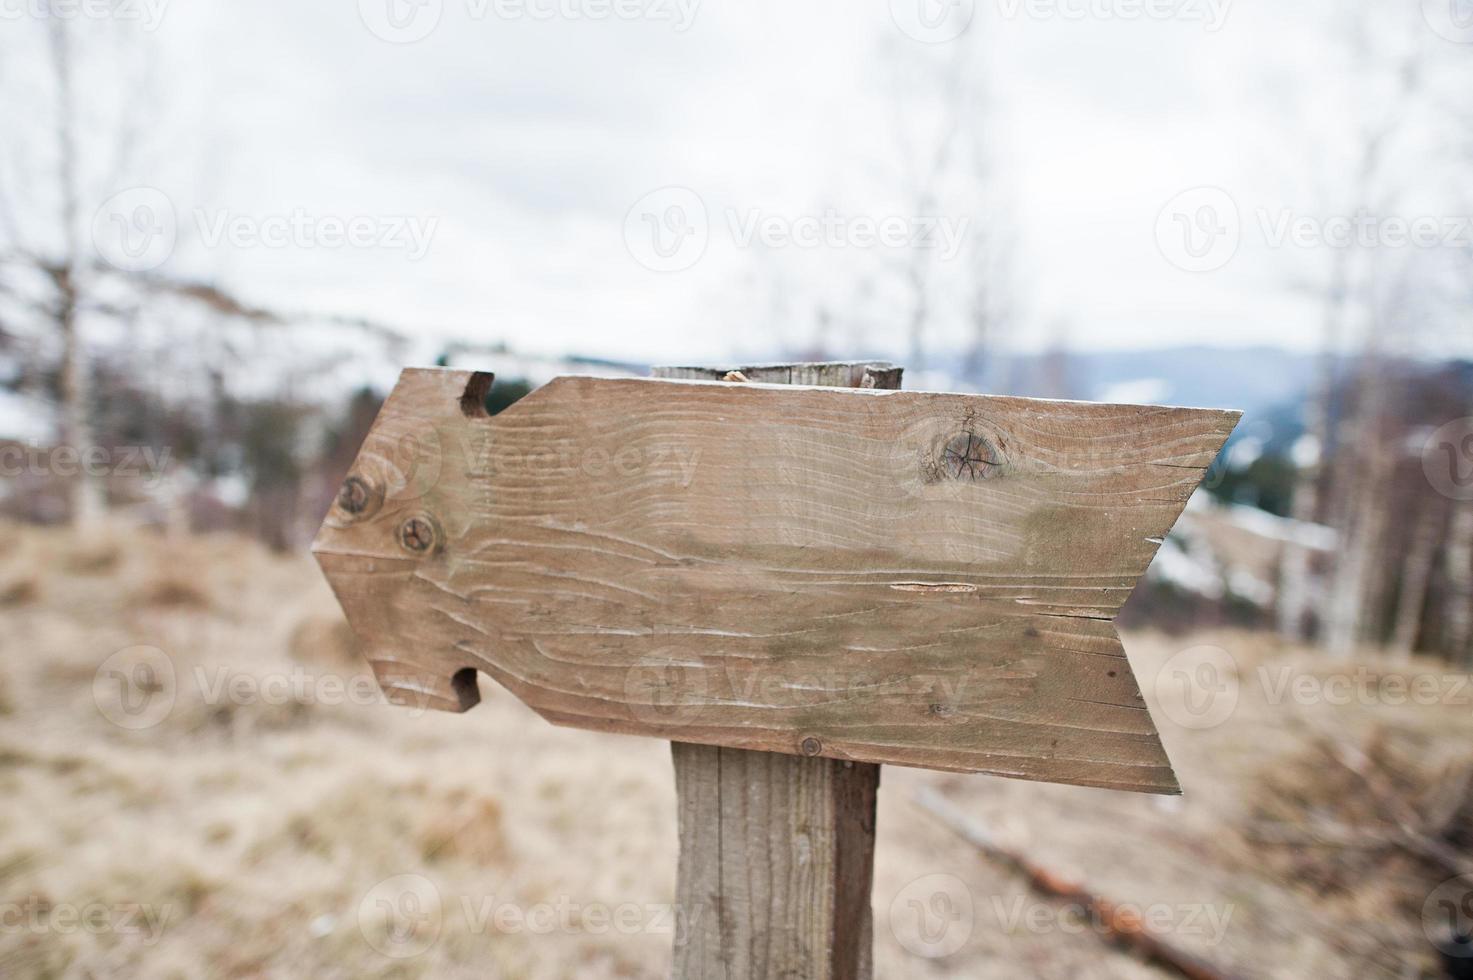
left=941, top=431, right=1002, bottom=481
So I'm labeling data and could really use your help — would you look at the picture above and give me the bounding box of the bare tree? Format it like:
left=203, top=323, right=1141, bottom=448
left=893, top=47, right=966, bottom=376
left=1277, top=23, right=1428, bottom=648
left=1388, top=500, right=1447, bottom=658
left=1447, top=500, right=1473, bottom=664
left=959, top=81, right=1013, bottom=392
left=0, top=8, right=154, bottom=524
left=46, top=16, right=100, bottom=522
left=872, top=27, right=1010, bottom=380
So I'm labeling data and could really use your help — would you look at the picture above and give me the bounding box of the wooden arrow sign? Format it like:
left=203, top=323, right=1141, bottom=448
left=313, top=368, right=1238, bottom=794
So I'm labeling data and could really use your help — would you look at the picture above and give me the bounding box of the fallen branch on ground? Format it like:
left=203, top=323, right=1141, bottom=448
left=913, top=787, right=1241, bottom=980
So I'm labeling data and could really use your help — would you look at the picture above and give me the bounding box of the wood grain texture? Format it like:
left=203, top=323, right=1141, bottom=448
left=661, top=362, right=887, bottom=980
left=312, top=366, right=1240, bottom=793
left=672, top=742, right=879, bottom=980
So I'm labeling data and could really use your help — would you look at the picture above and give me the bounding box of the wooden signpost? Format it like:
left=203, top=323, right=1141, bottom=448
left=313, top=360, right=1238, bottom=978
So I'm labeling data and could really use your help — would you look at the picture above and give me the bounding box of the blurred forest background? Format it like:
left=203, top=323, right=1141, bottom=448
left=2, top=0, right=1471, bottom=664
left=3, top=1, right=1473, bottom=977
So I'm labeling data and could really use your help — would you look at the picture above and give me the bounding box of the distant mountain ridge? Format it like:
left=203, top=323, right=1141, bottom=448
left=986, top=345, right=1322, bottom=416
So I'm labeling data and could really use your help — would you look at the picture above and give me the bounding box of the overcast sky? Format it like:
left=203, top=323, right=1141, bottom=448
left=6, top=0, right=1472, bottom=366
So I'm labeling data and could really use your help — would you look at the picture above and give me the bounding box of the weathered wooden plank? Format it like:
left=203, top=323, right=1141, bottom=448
left=312, top=367, right=1238, bottom=792
left=655, top=361, right=903, bottom=390
left=672, top=741, right=879, bottom=980
left=660, top=362, right=887, bottom=980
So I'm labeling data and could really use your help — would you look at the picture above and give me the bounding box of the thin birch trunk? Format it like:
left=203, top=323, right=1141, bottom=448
left=1388, top=502, right=1444, bottom=659
left=49, top=15, right=101, bottom=525
left=1445, top=501, right=1473, bottom=666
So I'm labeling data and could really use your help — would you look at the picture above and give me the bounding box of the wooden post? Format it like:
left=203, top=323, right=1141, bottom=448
left=652, top=362, right=901, bottom=980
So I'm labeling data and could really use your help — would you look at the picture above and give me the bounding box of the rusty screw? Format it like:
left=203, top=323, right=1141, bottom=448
left=337, top=475, right=372, bottom=515
left=398, top=515, right=438, bottom=554
left=801, top=736, right=822, bottom=756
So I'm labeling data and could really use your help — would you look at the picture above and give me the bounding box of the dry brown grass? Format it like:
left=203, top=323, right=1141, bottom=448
left=0, top=518, right=1466, bottom=978
left=131, top=574, right=214, bottom=611
left=0, top=575, right=39, bottom=607
left=287, top=614, right=359, bottom=666
left=59, top=538, right=122, bottom=575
